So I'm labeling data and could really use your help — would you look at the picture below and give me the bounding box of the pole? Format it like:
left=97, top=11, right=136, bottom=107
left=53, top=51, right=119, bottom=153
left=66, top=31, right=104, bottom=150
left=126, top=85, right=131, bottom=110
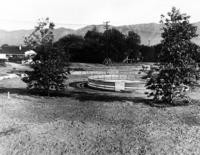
left=7, top=91, right=10, bottom=99
left=103, top=21, right=110, bottom=64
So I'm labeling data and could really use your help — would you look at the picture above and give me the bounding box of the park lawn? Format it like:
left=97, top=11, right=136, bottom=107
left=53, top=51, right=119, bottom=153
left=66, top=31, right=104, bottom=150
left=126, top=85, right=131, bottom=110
left=0, top=79, right=199, bottom=154
left=0, top=63, right=200, bottom=154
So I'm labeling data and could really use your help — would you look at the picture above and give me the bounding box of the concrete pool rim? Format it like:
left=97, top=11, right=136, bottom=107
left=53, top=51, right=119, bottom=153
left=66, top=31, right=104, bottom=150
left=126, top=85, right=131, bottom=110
left=88, top=75, right=145, bottom=92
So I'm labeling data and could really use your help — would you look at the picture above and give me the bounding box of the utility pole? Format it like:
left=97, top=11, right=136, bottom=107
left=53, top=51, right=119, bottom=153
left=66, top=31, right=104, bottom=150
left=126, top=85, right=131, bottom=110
left=103, top=21, right=112, bottom=65
left=103, top=21, right=110, bottom=31
left=148, top=40, right=151, bottom=46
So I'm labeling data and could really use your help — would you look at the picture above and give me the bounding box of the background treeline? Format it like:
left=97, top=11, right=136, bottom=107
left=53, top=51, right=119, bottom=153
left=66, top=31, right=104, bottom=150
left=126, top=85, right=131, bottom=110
left=55, top=27, right=164, bottom=63
left=2, top=27, right=200, bottom=63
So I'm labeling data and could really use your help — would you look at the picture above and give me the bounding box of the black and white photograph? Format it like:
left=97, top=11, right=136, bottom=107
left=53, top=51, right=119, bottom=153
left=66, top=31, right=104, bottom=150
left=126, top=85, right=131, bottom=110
left=0, top=0, right=200, bottom=154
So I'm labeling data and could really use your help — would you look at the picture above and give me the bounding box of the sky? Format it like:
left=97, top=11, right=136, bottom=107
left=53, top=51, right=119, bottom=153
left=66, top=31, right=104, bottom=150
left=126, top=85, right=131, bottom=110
left=0, top=0, right=200, bottom=30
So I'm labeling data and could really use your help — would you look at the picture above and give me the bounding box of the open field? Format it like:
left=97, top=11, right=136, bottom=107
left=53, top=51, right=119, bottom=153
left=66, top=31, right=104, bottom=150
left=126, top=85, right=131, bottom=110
left=0, top=63, right=200, bottom=154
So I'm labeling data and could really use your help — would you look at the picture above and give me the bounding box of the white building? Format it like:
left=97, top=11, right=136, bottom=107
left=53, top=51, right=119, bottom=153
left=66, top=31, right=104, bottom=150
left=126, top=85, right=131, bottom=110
left=0, top=53, right=8, bottom=64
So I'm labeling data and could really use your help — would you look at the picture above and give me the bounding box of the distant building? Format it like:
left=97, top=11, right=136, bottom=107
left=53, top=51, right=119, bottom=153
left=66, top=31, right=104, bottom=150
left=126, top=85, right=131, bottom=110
left=0, top=53, right=8, bottom=64
left=1, top=45, right=28, bottom=57
left=0, top=45, right=29, bottom=63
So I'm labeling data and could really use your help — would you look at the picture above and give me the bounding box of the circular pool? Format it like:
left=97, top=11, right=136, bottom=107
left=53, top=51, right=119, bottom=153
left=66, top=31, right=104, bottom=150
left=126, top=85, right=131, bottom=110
left=88, top=75, right=145, bottom=92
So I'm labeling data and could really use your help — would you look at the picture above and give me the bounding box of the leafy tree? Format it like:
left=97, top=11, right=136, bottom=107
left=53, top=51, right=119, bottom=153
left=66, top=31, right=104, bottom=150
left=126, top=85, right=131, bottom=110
left=146, top=7, right=199, bottom=104
left=83, top=27, right=104, bottom=63
left=23, top=18, right=68, bottom=95
left=84, top=26, right=102, bottom=41
left=102, top=28, right=126, bottom=62
left=140, top=45, right=156, bottom=62
left=125, top=31, right=141, bottom=61
left=1, top=44, right=9, bottom=48
left=153, top=44, right=162, bottom=62
left=24, top=18, right=54, bottom=49
left=55, top=34, right=84, bottom=62
left=55, top=28, right=142, bottom=64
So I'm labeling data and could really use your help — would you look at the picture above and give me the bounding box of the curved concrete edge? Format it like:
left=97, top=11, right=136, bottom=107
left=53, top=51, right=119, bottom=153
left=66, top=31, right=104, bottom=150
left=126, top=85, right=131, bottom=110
left=0, top=74, right=19, bottom=81
left=88, top=82, right=115, bottom=91
left=70, top=70, right=144, bottom=76
left=88, top=75, right=146, bottom=92
left=88, top=75, right=141, bottom=81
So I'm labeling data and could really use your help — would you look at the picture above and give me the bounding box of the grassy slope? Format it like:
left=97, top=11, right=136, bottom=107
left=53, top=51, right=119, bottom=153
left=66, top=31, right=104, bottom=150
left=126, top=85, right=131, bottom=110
left=0, top=63, right=200, bottom=154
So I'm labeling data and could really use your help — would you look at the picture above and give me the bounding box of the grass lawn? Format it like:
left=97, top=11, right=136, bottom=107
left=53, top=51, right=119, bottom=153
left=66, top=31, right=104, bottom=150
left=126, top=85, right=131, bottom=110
left=0, top=63, right=200, bottom=154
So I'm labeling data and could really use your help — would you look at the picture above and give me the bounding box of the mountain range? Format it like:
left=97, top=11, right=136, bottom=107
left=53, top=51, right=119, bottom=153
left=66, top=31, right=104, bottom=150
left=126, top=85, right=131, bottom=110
left=0, top=22, right=200, bottom=46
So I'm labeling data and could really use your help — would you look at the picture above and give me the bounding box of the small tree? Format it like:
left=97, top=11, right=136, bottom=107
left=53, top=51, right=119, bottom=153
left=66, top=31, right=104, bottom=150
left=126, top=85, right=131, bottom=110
left=146, top=7, right=199, bottom=104
left=23, top=18, right=68, bottom=95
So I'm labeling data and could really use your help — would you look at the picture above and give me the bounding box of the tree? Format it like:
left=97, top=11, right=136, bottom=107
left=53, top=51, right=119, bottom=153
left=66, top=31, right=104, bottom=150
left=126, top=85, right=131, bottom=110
left=23, top=18, right=68, bottom=95
left=1, top=44, right=9, bottom=48
left=140, top=45, right=155, bottom=62
left=145, top=7, right=199, bottom=104
left=125, top=31, right=141, bottom=61
left=83, top=27, right=104, bottom=63
left=24, top=18, right=54, bottom=49
left=102, top=28, right=126, bottom=62
left=55, top=34, right=84, bottom=62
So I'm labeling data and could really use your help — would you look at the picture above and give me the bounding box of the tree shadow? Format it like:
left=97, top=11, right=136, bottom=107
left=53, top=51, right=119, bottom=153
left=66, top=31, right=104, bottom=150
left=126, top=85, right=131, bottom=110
left=69, top=91, right=148, bottom=103
left=0, top=87, right=27, bottom=95
left=0, top=86, right=147, bottom=102
left=0, top=86, right=190, bottom=108
left=0, top=86, right=193, bottom=126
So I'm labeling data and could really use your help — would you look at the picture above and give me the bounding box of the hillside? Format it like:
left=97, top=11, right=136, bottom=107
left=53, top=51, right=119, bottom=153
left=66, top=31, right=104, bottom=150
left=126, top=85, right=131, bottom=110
left=116, top=23, right=162, bottom=45
left=74, top=23, right=162, bottom=45
left=0, top=22, right=200, bottom=46
left=0, top=28, right=74, bottom=46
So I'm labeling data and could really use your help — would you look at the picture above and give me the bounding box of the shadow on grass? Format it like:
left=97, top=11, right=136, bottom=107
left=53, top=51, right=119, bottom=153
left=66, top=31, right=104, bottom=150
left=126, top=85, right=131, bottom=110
left=0, top=87, right=27, bottom=95
left=0, top=86, right=147, bottom=102
left=0, top=86, right=189, bottom=108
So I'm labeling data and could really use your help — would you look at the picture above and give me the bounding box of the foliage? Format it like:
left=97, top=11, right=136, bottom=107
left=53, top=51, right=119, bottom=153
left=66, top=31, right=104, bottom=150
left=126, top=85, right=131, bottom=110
left=145, top=7, right=200, bottom=104
left=24, top=18, right=54, bottom=49
left=55, top=27, right=143, bottom=63
left=102, top=28, right=126, bottom=62
left=23, top=18, right=68, bottom=95
left=125, top=31, right=141, bottom=60
left=140, top=45, right=156, bottom=62
left=83, top=28, right=104, bottom=63
left=54, top=34, right=84, bottom=62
